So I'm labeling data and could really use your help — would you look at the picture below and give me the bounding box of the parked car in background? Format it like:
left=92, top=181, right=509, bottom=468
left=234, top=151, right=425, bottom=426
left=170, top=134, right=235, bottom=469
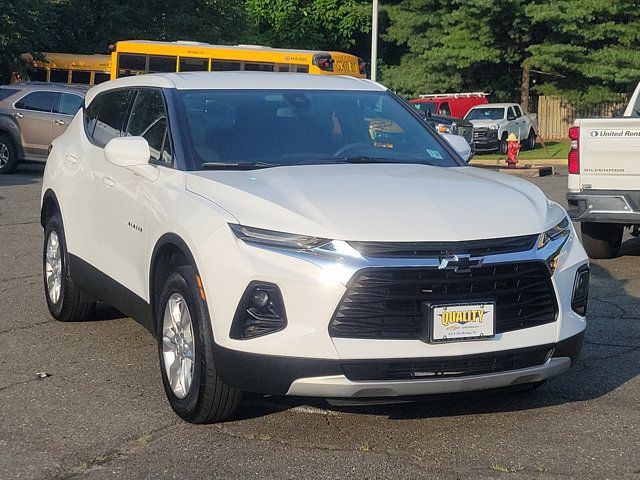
left=0, top=82, right=87, bottom=173
left=409, top=92, right=488, bottom=119
left=41, top=72, right=588, bottom=423
left=464, top=103, right=538, bottom=154
left=411, top=105, right=474, bottom=155
left=567, top=81, right=640, bottom=258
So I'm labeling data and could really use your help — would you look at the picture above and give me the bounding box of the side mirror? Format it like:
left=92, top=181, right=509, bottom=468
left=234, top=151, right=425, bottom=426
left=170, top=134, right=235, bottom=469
left=105, top=136, right=150, bottom=168
left=442, top=133, right=472, bottom=162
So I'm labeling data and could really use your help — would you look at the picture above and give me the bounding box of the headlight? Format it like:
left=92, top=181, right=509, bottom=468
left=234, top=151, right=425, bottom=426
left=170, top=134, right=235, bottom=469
left=488, top=125, right=500, bottom=130
left=537, top=216, right=571, bottom=249
left=437, top=124, right=453, bottom=134
left=229, top=224, right=330, bottom=249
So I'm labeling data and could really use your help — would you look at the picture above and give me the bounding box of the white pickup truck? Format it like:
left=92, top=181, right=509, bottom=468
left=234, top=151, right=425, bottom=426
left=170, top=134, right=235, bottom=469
left=567, top=83, right=640, bottom=258
left=464, top=103, right=538, bottom=154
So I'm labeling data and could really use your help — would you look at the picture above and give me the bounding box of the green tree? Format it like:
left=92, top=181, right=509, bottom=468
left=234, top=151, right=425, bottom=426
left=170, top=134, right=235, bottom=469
left=525, top=0, right=640, bottom=107
left=246, top=0, right=370, bottom=50
left=380, top=0, right=530, bottom=103
left=0, top=0, right=54, bottom=83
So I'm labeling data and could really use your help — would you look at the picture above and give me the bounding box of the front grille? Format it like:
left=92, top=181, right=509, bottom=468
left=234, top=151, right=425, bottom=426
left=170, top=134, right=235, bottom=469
left=457, top=125, right=473, bottom=144
left=329, top=262, right=557, bottom=340
left=473, top=127, right=488, bottom=139
left=341, top=345, right=553, bottom=381
left=349, top=234, right=537, bottom=258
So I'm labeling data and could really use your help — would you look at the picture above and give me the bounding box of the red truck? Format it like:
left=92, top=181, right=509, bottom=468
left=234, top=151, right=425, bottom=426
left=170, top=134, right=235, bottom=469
left=409, top=92, right=488, bottom=118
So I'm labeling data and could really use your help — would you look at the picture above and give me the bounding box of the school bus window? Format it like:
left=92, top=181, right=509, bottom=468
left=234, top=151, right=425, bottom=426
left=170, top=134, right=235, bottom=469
left=277, top=65, right=289, bottom=72
left=294, top=65, right=309, bottom=73
left=50, top=69, right=70, bottom=83
left=244, top=62, right=275, bottom=72
left=94, top=72, right=110, bottom=84
left=179, top=57, right=208, bottom=72
left=119, top=54, right=146, bottom=72
left=71, top=70, right=91, bottom=84
left=30, top=68, right=48, bottom=82
left=212, top=60, right=242, bottom=71
left=149, top=55, right=177, bottom=73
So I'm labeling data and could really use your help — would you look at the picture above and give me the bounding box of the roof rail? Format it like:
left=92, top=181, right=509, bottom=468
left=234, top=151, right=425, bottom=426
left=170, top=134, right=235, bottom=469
left=418, top=92, right=489, bottom=99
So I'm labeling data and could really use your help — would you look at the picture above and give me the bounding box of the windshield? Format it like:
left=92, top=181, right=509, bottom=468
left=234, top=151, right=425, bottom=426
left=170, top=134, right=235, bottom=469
left=465, top=107, right=505, bottom=121
left=174, top=90, right=461, bottom=169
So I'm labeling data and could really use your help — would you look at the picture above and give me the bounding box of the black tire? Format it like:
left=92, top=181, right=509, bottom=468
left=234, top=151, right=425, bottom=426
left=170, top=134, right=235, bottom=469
left=43, top=214, right=96, bottom=321
left=0, top=133, right=19, bottom=174
left=580, top=222, right=623, bottom=259
left=499, top=134, right=508, bottom=155
left=157, top=265, right=242, bottom=423
left=524, top=129, right=536, bottom=150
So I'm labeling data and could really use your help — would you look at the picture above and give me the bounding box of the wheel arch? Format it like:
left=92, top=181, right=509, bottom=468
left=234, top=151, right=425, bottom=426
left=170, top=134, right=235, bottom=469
left=0, top=125, right=25, bottom=160
left=149, top=233, right=203, bottom=336
left=41, top=189, right=62, bottom=228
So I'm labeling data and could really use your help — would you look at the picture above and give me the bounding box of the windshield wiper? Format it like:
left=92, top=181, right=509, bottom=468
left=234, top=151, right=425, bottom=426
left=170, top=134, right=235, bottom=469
left=200, top=161, right=277, bottom=170
left=334, top=156, right=397, bottom=164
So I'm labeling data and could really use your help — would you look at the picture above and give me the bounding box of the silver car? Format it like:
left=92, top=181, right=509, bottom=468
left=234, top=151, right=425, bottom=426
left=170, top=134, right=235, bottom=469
left=0, top=82, right=88, bottom=173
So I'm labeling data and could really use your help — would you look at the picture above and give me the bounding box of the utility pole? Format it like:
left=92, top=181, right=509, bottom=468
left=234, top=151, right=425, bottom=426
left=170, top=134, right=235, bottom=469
left=371, top=0, right=379, bottom=82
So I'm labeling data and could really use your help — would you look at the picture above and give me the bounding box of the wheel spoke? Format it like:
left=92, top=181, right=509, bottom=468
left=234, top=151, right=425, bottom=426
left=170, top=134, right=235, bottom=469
left=162, top=292, right=196, bottom=399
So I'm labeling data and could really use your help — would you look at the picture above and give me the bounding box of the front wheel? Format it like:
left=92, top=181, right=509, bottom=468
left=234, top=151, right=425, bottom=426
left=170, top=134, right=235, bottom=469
left=157, top=265, right=242, bottom=423
left=580, top=222, right=623, bottom=259
left=499, top=134, right=508, bottom=155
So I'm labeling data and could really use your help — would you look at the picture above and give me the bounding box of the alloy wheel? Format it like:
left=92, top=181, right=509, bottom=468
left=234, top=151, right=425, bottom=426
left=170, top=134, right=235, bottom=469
left=0, top=143, right=9, bottom=169
left=162, top=293, right=195, bottom=399
left=45, top=231, right=62, bottom=304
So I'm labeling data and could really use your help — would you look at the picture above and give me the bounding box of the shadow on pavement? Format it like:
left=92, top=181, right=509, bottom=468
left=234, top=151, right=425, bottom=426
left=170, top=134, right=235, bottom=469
left=237, top=262, right=640, bottom=421
left=0, top=162, right=45, bottom=187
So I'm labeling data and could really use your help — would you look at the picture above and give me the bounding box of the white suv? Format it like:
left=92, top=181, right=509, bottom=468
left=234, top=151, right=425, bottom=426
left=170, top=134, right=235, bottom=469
left=41, top=72, right=589, bottom=423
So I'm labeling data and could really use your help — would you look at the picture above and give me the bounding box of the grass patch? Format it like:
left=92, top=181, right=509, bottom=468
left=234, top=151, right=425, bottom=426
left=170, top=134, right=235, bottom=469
left=476, top=141, right=569, bottom=161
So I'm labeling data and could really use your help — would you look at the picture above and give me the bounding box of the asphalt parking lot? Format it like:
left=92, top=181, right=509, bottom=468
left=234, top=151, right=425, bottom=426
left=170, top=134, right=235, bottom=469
left=1, top=164, right=639, bottom=480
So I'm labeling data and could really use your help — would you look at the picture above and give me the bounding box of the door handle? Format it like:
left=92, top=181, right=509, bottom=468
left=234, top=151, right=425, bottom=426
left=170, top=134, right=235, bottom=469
left=54, top=119, right=65, bottom=126
left=13, top=112, right=23, bottom=119
left=103, top=176, right=115, bottom=187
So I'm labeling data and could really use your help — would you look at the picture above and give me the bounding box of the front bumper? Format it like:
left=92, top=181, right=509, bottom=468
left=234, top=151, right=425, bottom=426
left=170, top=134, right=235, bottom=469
left=473, top=139, right=501, bottom=151
left=567, top=190, right=640, bottom=224
left=199, top=218, right=588, bottom=397
left=213, top=331, right=584, bottom=397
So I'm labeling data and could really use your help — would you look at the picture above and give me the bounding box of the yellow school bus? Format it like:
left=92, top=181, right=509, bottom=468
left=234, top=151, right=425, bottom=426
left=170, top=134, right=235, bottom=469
left=18, top=53, right=112, bottom=85
left=110, top=40, right=366, bottom=79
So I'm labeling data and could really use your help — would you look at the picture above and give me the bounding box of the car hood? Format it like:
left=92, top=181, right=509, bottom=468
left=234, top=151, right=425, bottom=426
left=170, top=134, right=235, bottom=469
left=185, top=164, right=561, bottom=242
left=467, top=119, right=505, bottom=128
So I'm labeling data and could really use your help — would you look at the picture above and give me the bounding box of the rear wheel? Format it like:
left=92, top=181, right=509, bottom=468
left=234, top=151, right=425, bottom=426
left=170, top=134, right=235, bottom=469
left=0, top=133, right=18, bottom=174
left=524, top=129, right=536, bottom=150
left=580, top=222, right=623, bottom=259
left=43, top=214, right=96, bottom=321
left=157, top=265, right=242, bottom=423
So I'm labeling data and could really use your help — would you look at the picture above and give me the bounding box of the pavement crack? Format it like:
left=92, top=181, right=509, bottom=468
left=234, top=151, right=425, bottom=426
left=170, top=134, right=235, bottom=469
left=0, top=220, right=40, bottom=227
left=0, top=319, right=55, bottom=335
left=0, top=376, right=48, bottom=394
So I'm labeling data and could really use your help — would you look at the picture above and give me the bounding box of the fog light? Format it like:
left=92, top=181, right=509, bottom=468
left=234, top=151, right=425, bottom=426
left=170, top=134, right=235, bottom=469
left=571, top=265, right=589, bottom=316
left=230, top=282, right=287, bottom=339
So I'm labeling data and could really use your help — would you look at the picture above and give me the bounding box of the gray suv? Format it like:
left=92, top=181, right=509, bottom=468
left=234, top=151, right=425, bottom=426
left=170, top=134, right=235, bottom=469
left=0, top=82, right=88, bottom=173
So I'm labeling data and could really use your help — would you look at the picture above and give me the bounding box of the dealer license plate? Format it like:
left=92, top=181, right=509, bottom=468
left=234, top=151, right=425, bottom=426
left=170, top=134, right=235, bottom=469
left=430, top=303, right=495, bottom=342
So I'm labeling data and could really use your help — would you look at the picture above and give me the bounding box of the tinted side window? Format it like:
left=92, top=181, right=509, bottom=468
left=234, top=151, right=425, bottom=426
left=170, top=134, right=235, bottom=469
left=514, top=105, right=523, bottom=117
left=439, top=102, right=451, bottom=116
left=85, top=94, right=105, bottom=138
left=50, top=69, right=70, bottom=83
left=94, top=72, right=110, bottom=84
left=15, top=91, right=60, bottom=113
left=58, top=93, right=84, bottom=116
left=126, top=89, right=171, bottom=164
left=93, top=90, right=134, bottom=147
left=179, top=57, right=208, bottom=72
left=149, top=56, right=176, bottom=73
left=71, top=71, right=91, bottom=85
left=507, top=107, right=515, bottom=119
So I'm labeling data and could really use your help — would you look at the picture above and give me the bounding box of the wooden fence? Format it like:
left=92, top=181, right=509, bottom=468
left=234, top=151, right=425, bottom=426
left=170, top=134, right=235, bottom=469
left=536, top=95, right=630, bottom=140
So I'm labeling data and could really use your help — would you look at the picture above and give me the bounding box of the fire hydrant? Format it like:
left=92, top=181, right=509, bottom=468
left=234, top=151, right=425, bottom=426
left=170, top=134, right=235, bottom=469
left=506, top=133, right=520, bottom=168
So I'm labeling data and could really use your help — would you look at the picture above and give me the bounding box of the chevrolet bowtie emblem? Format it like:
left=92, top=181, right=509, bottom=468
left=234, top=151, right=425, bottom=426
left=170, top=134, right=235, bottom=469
left=438, top=254, right=484, bottom=273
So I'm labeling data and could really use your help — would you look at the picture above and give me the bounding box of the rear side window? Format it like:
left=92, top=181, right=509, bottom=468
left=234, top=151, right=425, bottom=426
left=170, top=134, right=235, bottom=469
left=93, top=90, right=134, bottom=146
left=126, top=89, right=172, bottom=164
left=57, top=93, right=84, bottom=116
left=0, top=88, right=20, bottom=102
left=85, top=95, right=104, bottom=138
left=513, top=105, right=523, bottom=117
left=15, top=91, right=60, bottom=113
